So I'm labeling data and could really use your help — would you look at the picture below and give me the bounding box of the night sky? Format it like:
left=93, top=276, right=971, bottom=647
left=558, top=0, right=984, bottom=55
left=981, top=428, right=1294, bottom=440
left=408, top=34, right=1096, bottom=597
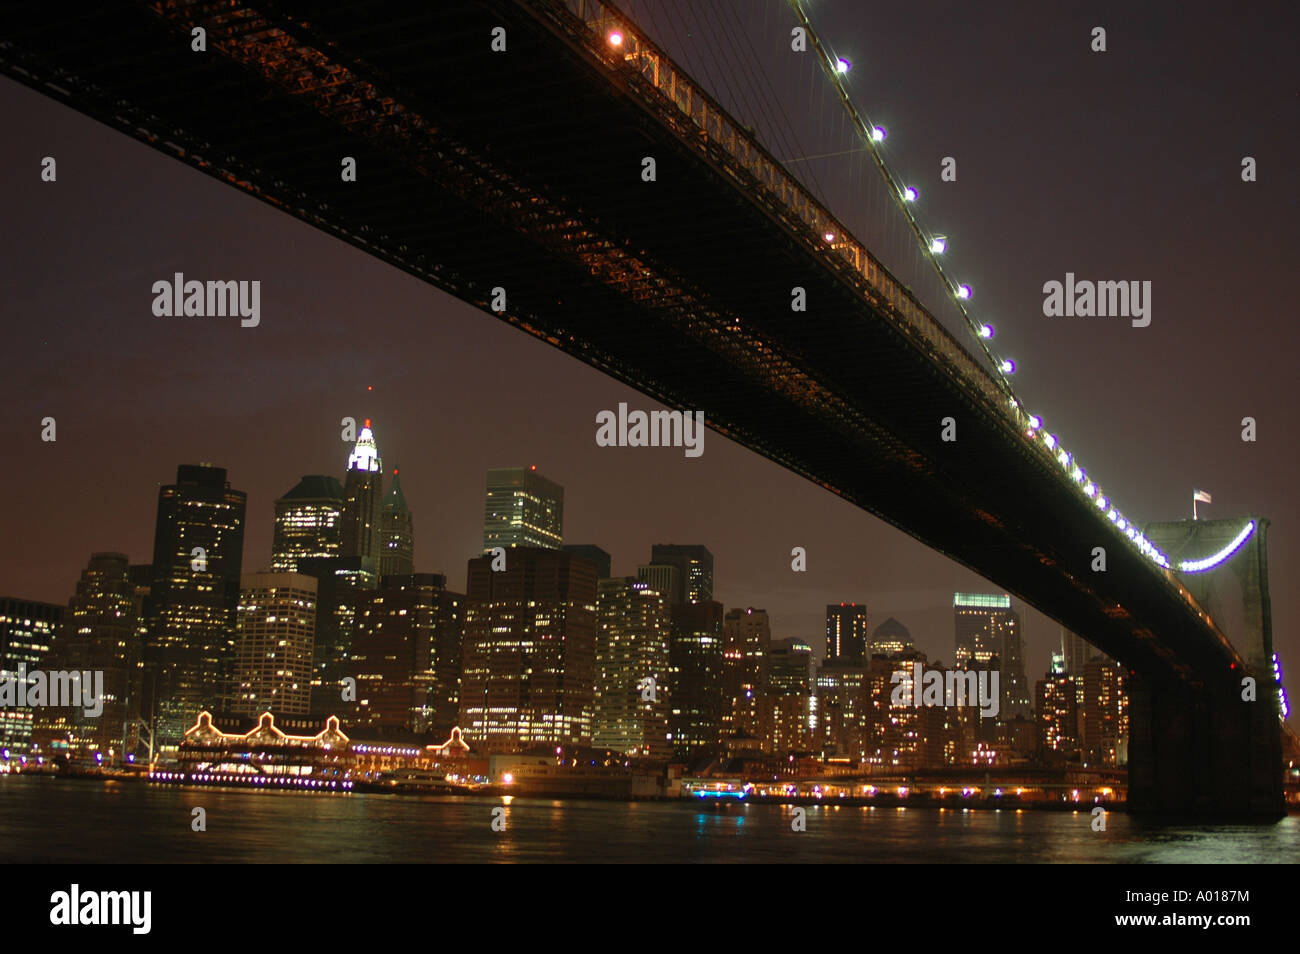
left=1, top=0, right=1295, bottom=701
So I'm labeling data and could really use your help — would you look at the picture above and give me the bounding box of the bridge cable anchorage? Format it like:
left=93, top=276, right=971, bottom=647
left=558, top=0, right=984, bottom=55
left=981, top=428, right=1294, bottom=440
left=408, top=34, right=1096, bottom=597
left=786, top=0, right=1175, bottom=575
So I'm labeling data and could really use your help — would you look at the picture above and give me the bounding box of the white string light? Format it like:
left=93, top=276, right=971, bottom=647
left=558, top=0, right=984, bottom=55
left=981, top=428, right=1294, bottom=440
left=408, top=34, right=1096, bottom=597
left=787, top=0, right=1175, bottom=571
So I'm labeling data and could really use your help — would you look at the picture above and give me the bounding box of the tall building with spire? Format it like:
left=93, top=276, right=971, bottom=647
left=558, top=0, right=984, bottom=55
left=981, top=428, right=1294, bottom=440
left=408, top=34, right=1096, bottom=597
left=272, top=475, right=344, bottom=572
left=342, top=420, right=384, bottom=564
left=379, top=468, right=414, bottom=578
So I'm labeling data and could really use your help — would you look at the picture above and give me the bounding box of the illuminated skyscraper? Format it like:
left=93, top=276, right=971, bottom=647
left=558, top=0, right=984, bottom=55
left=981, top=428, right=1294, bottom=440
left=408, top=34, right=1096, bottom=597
left=482, top=466, right=563, bottom=552
left=298, top=555, right=376, bottom=712
left=350, top=573, right=464, bottom=732
left=1035, top=653, right=1079, bottom=760
left=342, top=420, right=384, bottom=564
left=0, top=597, right=62, bottom=751
left=271, top=475, right=344, bottom=572
left=815, top=660, right=871, bottom=760
left=722, top=607, right=770, bottom=736
left=593, top=577, right=671, bottom=758
left=666, top=600, right=725, bottom=759
left=460, top=548, right=596, bottom=751
left=764, top=637, right=814, bottom=753
left=1082, top=658, right=1128, bottom=766
left=379, top=469, right=415, bottom=578
left=232, top=572, right=317, bottom=717
left=953, top=592, right=1030, bottom=719
left=826, top=602, right=869, bottom=661
left=146, top=464, right=246, bottom=747
left=35, top=553, right=143, bottom=763
left=648, top=544, right=713, bottom=604
left=636, top=564, right=679, bottom=608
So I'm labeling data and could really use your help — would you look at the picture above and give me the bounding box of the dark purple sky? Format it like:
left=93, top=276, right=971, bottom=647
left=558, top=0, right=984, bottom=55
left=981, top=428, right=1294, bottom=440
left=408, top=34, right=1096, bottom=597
left=1, top=0, right=1295, bottom=703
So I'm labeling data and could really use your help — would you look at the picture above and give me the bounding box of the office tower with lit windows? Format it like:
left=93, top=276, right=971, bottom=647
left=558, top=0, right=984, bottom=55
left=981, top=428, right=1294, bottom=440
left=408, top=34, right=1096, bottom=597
left=647, top=544, right=713, bottom=605
left=146, top=464, right=246, bottom=747
left=870, top=617, right=913, bottom=656
left=637, top=564, right=679, bottom=608
left=0, top=597, right=62, bottom=750
left=271, top=475, right=344, bottom=572
left=666, top=600, right=725, bottom=759
left=826, top=602, right=869, bottom=661
left=298, top=555, right=377, bottom=712
left=379, top=469, right=415, bottom=578
left=232, top=573, right=317, bottom=717
left=722, top=607, right=770, bottom=736
left=342, top=421, right=384, bottom=564
left=764, top=637, right=814, bottom=754
left=565, top=545, right=612, bottom=580
left=1083, top=658, right=1128, bottom=766
left=460, top=548, right=596, bottom=751
left=350, top=573, right=464, bottom=732
left=482, top=466, right=564, bottom=552
left=34, top=553, right=143, bottom=763
left=815, top=660, right=871, bottom=760
left=1035, top=654, right=1079, bottom=760
left=953, top=592, right=1030, bottom=719
left=864, top=648, right=958, bottom=770
left=593, top=577, right=671, bottom=758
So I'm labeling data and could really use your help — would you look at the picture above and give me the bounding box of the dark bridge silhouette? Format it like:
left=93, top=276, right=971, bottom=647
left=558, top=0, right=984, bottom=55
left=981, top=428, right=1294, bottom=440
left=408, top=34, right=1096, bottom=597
left=3, top=0, right=1282, bottom=815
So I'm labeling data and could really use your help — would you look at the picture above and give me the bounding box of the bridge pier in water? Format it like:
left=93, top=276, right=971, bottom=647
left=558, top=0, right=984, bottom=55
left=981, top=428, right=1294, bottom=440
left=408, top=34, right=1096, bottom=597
left=1128, top=671, right=1284, bottom=818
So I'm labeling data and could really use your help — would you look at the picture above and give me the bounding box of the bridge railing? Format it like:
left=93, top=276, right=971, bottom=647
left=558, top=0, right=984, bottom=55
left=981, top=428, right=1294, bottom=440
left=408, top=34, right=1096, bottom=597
left=544, top=0, right=1014, bottom=422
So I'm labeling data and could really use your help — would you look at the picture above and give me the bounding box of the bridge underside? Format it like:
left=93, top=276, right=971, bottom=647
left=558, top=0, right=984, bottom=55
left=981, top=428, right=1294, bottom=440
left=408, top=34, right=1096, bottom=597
left=2, top=0, right=1281, bottom=815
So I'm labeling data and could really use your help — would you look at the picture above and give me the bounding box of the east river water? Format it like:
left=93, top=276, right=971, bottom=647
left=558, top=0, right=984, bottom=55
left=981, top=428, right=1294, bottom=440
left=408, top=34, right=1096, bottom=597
left=4, top=776, right=1296, bottom=863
